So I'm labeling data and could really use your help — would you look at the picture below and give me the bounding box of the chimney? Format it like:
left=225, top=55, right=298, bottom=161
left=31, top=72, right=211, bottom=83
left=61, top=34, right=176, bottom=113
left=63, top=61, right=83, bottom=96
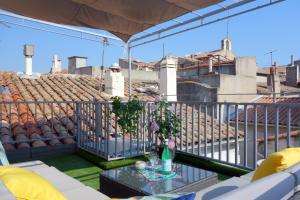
left=159, top=56, right=177, bottom=101
left=286, top=56, right=299, bottom=87
left=23, top=44, right=34, bottom=76
left=291, top=55, right=295, bottom=67
left=267, top=64, right=280, bottom=96
left=221, top=38, right=232, bottom=51
left=104, top=63, right=124, bottom=97
left=208, top=57, right=213, bottom=73
left=68, top=56, right=87, bottom=74
left=51, top=55, right=62, bottom=73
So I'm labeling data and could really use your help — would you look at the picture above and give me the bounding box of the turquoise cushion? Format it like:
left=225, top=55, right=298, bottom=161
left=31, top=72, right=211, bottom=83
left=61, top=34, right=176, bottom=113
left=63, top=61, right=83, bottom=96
left=0, top=141, right=9, bottom=166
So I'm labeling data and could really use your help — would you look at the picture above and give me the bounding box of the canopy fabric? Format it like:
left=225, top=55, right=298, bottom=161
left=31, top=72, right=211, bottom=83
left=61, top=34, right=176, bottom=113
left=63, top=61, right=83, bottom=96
left=0, top=0, right=223, bottom=41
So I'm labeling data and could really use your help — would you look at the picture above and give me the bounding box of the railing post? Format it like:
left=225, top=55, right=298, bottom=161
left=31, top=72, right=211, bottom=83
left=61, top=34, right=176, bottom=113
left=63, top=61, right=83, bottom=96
left=234, top=104, right=238, bottom=165
left=211, top=104, right=215, bottom=159
left=218, top=104, right=222, bottom=161
left=95, top=101, right=100, bottom=154
left=253, top=105, right=257, bottom=170
left=275, top=105, right=279, bottom=152
left=243, top=104, right=248, bottom=168
left=75, top=101, right=81, bottom=148
left=191, top=104, right=195, bottom=154
left=263, top=105, right=268, bottom=158
left=105, top=103, right=110, bottom=159
left=226, top=104, right=230, bottom=163
left=287, top=107, right=291, bottom=148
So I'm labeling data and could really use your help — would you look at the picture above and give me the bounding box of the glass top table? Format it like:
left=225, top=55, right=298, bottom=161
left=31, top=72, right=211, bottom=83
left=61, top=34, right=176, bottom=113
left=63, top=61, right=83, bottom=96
left=100, top=162, right=218, bottom=198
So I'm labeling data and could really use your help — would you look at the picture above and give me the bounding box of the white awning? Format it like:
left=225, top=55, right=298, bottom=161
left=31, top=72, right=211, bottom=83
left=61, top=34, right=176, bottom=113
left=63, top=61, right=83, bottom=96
left=0, top=0, right=222, bottom=41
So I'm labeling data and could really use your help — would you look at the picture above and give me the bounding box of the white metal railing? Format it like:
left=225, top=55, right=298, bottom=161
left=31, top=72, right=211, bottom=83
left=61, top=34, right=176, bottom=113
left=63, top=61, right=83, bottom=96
left=1, top=100, right=299, bottom=170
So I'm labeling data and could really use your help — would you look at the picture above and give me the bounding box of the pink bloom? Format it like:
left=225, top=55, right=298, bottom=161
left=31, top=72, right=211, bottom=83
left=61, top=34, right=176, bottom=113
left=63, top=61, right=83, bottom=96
left=151, top=120, right=159, bottom=132
left=154, top=95, right=161, bottom=102
left=168, top=139, right=175, bottom=149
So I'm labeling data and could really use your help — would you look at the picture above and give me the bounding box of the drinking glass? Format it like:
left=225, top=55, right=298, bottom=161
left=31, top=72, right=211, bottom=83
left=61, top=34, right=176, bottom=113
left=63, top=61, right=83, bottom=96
left=149, top=151, right=159, bottom=169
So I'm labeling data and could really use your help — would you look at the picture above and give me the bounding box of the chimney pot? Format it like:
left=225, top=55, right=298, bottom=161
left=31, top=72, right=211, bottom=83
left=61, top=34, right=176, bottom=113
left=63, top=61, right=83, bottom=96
left=208, top=57, right=213, bottom=73
left=51, top=55, right=62, bottom=73
left=159, top=56, right=177, bottom=102
left=291, top=55, right=295, bottom=67
left=68, top=56, right=87, bottom=74
left=23, top=44, right=34, bottom=75
left=104, top=62, right=124, bottom=97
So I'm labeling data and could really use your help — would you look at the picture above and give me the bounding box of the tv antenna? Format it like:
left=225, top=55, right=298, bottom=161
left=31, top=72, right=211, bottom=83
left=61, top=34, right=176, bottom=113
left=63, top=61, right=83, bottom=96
left=101, top=38, right=109, bottom=67
left=264, top=49, right=277, bottom=66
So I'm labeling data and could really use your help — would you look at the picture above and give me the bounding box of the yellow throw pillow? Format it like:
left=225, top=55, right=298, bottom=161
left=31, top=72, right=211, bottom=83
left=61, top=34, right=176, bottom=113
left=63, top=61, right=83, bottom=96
left=0, top=166, right=67, bottom=200
left=252, top=147, right=300, bottom=182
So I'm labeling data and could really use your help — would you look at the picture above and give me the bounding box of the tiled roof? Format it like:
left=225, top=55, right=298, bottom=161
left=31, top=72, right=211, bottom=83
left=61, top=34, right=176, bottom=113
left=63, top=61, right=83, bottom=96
left=256, top=66, right=286, bottom=76
left=257, top=82, right=300, bottom=94
left=176, top=105, right=243, bottom=147
left=257, top=130, right=300, bottom=145
left=177, top=60, right=234, bottom=71
left=0, top=72, right=242, bottom=151
left=238, top=96, right=300, bottom=127
left=0, top=72, right=158, bottom=150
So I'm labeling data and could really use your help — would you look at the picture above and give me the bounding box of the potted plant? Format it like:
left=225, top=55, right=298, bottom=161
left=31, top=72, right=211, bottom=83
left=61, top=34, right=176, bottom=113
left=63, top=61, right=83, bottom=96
left=150, top=96, right=179, bottom=158
left=111, top=96, right=145, bottom=138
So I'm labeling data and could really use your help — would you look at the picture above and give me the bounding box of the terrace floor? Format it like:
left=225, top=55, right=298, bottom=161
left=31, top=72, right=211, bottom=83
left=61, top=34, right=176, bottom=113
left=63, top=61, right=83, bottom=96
left=42, top=154, right=102, bottom=190
left=34, top=151, right=247, bottom=192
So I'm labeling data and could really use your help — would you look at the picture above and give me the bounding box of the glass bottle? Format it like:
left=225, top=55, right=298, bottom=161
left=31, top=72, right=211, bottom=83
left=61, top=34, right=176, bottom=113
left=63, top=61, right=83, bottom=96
left=161, top=139, right=172, bottom=175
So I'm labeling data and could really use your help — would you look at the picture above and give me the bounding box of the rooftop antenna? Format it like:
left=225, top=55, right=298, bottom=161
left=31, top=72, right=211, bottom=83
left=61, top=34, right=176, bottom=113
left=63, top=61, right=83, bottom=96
left=264, top=49, right=278, bottom=66
left=100, top=38, right=109, bottom=78
left=101, top=38, right=108, bottom=67
left=226, top=18, right=229, bottom=39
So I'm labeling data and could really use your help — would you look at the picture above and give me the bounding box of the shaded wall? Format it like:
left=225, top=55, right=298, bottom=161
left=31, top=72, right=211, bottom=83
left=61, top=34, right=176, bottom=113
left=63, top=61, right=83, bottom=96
left=121, top=69, right=158, bottom=81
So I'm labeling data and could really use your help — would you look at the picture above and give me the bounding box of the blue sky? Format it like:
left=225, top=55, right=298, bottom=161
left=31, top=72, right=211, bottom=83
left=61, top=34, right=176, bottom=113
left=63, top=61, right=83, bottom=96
left=0, top=0, right=299, bottom=73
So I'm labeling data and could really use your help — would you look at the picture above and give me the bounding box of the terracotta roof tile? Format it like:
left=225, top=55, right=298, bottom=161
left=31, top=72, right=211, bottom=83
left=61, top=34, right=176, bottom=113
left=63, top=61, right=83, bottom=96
left=0, top=72, right=242, bottom=151
left=238, top=96, right=300, bottom=127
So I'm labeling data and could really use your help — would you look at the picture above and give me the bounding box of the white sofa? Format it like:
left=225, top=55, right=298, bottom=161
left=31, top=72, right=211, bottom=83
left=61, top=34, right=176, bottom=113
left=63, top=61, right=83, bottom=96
left=1, top=160, right=110, bottom=200
left=2, top=159, right=299, bottom=200
left=196, top=162, right=300, bottom=200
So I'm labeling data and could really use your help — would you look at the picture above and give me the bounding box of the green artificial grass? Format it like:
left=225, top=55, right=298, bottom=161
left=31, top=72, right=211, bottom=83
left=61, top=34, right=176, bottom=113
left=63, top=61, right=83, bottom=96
left=42, top=154, right=102, bottom=190
left=175, top=152, right=250, bottom=177
left=41, top=151, right=149, bottom=190
left=76, top=149, right=149, bottom=170
left=40, top=150, right=248, bottom=191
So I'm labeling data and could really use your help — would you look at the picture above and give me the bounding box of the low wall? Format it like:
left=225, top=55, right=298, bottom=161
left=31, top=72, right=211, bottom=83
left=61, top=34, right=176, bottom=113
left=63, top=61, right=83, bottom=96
left=6, top=144, right=77, bottom=163
left=121, top=69, right=158, bottom=81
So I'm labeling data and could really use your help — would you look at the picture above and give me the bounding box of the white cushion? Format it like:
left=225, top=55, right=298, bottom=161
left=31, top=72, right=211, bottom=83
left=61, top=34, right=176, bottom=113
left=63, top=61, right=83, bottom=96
left=0, top=180, right=16, bottom=200
left=284, top=162, right=300, bottom=192
left=213, top=172, right=295, bottom=200
left=196, top=177, right=248, bottom=200
left=62, top=186, right=110, bottom=200
left=239, top=171, right=255, bottom=182
left=30, top=167, right=85, bottom=191
left=11, top=160, right=49, bottom=171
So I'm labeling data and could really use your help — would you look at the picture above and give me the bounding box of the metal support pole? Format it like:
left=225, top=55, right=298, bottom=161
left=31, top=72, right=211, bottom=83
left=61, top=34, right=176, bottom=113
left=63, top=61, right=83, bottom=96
left=127, top=44, right=132, bottom=98
left=75, top=102, right=81, bottom=148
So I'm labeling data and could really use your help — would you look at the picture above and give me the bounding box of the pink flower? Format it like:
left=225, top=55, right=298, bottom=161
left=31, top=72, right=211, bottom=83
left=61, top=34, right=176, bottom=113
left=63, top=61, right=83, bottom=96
left=168, top=139, right=175, bottom=149
left=154, top=95, right=161, bottom=102
left=151, top=120, right=159, bottom=132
